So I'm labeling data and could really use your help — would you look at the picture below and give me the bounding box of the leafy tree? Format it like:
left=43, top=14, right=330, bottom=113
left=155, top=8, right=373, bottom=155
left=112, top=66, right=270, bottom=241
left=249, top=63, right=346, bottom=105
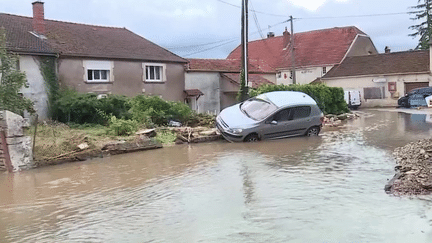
left=409, top=0, right=432, bottom=49
left=0, top=28, right=34, bottom=114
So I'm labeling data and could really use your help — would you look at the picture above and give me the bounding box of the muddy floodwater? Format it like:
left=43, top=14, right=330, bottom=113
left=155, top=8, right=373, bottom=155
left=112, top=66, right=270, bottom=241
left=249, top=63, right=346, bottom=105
left=2, top=110, right=432, bottom=242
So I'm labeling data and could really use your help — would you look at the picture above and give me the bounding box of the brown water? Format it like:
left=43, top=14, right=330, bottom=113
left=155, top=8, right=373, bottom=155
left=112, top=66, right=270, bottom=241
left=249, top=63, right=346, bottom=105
left=1, top=110, right=432, bottom=242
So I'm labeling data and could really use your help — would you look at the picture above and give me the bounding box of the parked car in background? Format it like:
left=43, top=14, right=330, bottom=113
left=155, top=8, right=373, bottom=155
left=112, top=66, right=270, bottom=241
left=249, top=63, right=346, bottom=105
left=344, top=90, right=361, bottom=109
left=215, top=91, right=324, bottom=142
left=398, top=87, right=432, bottom=108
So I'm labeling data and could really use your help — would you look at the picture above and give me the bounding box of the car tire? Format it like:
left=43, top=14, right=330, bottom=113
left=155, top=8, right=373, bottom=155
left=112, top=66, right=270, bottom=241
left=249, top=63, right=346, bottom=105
left=244, top=134, right=259, bottom=142
left=305, top=126, right=320, bottom=137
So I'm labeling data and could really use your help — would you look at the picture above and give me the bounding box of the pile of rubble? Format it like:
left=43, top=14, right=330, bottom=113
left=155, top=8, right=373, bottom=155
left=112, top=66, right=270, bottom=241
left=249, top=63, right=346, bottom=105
left=323, top=112, right=359, bottom=127
left=385, top=139, right=432, bottom=195
left=169, top=127, right=221, bottom=144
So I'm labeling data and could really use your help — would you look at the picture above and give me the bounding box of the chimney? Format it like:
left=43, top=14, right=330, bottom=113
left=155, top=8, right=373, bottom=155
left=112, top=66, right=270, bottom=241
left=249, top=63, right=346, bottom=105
left=283, top=27, right=291, bottom=48
left=32, top=1, right=45, bottom=35
left=267, top=32, right=275, bottom=38
left=384, top=46, right=390, bottom=53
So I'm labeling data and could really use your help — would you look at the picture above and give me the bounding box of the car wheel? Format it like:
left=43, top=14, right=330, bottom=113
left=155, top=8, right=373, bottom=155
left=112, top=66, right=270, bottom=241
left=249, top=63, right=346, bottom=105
left=306, top=126, right=320, bottom=137
left=244, top=134, right=259, bottom=142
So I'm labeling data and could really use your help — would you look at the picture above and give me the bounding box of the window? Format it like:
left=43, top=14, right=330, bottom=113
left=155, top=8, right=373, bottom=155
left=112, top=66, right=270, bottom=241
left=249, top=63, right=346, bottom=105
left=322, top=67, right=327, bottom=75
left=143, top=63, right=166, bottom=82
left=291, top=106, right=311, bottom=120
left=273, top=108, right=291, bottom=122
left=84, top=60, right=113, bottom=83
left=363, top=87, right=385, bottom=99
left=289, top=71, right=293, bottom=79
left=87, top=69, right=110, bottom=82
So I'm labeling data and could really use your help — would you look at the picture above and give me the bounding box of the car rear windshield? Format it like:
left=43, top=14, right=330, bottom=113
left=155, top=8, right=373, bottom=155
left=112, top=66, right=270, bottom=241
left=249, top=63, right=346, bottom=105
left=240, top=98, right=278, bottom=120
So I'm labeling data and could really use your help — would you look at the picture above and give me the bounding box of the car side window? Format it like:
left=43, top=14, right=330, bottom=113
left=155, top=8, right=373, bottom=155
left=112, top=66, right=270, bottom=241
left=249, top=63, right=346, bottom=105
left=290, top=106, right=311, bottom=120
left=273, top=108, right=291, bottom=122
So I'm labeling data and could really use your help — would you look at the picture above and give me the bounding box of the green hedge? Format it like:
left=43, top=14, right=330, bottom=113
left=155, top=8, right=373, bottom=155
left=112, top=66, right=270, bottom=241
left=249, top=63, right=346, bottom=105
left=53, top=91, right=202, bottom=127
left=249, top=84, right=349, bottom=114
left=53, top=90, right=131, bottom=124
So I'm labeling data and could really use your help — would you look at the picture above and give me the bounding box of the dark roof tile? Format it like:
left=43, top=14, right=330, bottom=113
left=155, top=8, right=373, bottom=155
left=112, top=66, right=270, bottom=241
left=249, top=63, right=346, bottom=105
left=0, top=13, right=186, bottom=62
left=322, top=50, right=429, bottom=78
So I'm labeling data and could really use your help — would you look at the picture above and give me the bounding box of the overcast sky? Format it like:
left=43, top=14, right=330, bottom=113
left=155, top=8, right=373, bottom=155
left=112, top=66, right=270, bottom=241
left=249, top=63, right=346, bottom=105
left=0, top=0, right=422, bottom=59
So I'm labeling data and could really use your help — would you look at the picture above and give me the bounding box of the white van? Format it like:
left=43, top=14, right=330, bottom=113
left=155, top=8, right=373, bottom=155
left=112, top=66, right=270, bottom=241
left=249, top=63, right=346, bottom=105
left=344, top=90, right=361, bottom=109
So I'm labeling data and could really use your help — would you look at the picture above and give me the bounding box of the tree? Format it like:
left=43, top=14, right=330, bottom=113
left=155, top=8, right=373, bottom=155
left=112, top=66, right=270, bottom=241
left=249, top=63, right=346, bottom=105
left=0, top=28, right=34, bottom=114
left=409, top=0, right=432, bottom=49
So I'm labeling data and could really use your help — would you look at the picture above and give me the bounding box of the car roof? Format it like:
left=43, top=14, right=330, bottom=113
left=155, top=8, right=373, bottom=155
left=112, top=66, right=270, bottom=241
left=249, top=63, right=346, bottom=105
left=256, top=91, right=317, bottom=108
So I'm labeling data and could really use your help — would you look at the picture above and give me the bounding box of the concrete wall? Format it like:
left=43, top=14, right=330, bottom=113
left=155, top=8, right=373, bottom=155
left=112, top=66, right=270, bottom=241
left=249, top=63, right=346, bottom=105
left=346, top=35, right=378, bottom=57
left=19, top=55, right=49, bottom=120
left=323, top=73, right=432, bottom=107
left=277, top=65, right=333, bottom=85
left=0, top=111, right=33, bottom=171
left=220, top=76, right=241, bottom=110
left=58, top=58, right=186, bottom=102
left=185, top=72, right=221, bottom=114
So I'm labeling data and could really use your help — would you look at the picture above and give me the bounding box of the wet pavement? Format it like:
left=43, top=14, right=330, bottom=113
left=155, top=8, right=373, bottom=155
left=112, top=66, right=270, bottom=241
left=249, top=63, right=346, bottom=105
left=1, top=109, right=432, bottom=242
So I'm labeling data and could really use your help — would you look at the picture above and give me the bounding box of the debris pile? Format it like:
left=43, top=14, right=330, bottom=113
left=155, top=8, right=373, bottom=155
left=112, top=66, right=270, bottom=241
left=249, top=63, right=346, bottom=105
left=385, top=139, right=432, bottom=195
left=323, top=113, right=359, bottom=127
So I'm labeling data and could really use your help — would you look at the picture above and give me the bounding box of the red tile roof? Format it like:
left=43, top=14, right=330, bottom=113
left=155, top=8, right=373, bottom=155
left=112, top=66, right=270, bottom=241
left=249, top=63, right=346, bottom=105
left=0, top=13, right=186, bottom=63
left=184, top=89, right=204, bottom=97
left=227, top=26, right=366, bottom=70
left=186, top=58, right=275, bottom=73
left=322, top=50, right=430, bottom=78
left=221, top=73, right=274, bottom=88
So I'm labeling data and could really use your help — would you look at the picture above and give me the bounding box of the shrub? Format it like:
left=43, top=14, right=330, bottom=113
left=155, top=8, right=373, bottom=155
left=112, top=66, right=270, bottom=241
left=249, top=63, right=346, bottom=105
left=107, top=116, right=138, bottom=136
left=249, top=84, right=349, bottom=114
left=129, top=95, right=193, bottom=126
left=53, top=90, right=131, bottom=124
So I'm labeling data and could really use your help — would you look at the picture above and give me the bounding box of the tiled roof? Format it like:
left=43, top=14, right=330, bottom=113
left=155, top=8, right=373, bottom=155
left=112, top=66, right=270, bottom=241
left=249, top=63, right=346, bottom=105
left=221, top=73, right=274, bottom=89
left=184, top=89, right=204, bottom=97
left=186, top=58, right=275, bottom=73
left=322, top=50, right=430, bottom=78
left=0, top=13, right=186, bottom=63
left=0, top=13, right=55, bottom=54
left=227, top=26, right=365, bottom=70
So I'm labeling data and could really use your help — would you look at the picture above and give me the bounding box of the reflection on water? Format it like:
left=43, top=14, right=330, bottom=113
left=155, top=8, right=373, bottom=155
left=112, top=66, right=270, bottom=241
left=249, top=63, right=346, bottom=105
left=1, top=110, right=432, bottom=242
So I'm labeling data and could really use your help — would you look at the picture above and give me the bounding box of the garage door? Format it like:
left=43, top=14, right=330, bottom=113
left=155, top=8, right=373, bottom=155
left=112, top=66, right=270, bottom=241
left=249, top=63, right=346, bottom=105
left=405, top=82, right=429, bottom=93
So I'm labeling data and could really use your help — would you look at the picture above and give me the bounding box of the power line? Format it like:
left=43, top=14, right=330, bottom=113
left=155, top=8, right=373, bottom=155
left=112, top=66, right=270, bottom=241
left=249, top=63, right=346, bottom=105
left=296, top=12, right=409, bottom=20
left=215, top=0, right=288, bottom=17
left=250, top=0, right=264, bottom=39
left=169, top=19, right=290, bottom=56
left=182, top=39, right=238, bottom=57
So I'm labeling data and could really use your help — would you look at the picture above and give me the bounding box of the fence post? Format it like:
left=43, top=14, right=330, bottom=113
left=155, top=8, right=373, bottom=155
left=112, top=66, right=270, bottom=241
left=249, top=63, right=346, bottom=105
left=32, top=114, right=38, bottom=160
left=0, top=130, right=13, bottom=173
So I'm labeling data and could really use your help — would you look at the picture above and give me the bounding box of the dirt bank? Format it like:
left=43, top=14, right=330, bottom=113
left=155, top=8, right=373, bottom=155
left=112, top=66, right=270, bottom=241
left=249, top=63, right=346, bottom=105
left=385, top=139, right=432, bottom=195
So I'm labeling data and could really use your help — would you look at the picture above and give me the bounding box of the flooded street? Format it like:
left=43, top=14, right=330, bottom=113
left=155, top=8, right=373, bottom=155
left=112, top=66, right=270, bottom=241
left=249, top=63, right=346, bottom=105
left=2, top=110, right=432, bottom=242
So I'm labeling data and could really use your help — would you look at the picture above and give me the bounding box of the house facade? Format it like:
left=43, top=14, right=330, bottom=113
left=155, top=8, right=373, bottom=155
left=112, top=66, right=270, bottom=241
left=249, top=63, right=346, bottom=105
left=1, top=1, right=187, bottom=119
left=318, top=49, right=432, bottom=107
left=185, top=58, right=275, bottom=114
left=227, top=27, right=378, bottom=85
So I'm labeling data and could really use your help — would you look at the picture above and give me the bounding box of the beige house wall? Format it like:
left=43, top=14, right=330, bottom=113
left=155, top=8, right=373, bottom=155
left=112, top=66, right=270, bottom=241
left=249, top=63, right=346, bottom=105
left=323, top=73, right=432, bottom=107
left=58, top=58, right=186, bottom=101
left=276, top=35, right=378, bottom=86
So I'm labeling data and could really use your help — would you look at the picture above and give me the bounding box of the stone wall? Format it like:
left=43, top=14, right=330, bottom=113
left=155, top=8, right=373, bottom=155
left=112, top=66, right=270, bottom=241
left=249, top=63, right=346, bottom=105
left=0, top=111, right=34, bottom=171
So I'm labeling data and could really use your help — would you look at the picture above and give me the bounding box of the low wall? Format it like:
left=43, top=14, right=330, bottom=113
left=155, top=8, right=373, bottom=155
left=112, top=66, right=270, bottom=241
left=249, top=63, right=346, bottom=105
left=0, top=111, right=34, bottom=171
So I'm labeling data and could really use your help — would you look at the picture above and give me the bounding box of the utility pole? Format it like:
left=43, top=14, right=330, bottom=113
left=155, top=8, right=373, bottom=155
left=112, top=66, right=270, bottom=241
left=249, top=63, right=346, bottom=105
left=239, top=0, right=249, bottom=101
left=241, top=0, right=249, bottom=86
left=290, top=15, right=296, bottom=84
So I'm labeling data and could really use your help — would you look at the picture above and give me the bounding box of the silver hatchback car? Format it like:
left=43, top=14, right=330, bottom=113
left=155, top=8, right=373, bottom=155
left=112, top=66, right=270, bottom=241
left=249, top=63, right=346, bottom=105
left=216, top=91, right=324, bottom=142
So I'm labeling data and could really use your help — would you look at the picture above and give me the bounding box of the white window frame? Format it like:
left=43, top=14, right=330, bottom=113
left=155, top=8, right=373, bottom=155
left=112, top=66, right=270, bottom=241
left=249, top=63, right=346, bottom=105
left=143, top=63, right=166, bottom=82
left=83, top=60, right=114, bottom=83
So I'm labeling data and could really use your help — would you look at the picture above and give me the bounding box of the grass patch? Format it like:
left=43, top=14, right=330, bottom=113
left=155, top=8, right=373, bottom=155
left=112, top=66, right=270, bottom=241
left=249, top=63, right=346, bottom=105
left=155, top=129, right=177, bottom=145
